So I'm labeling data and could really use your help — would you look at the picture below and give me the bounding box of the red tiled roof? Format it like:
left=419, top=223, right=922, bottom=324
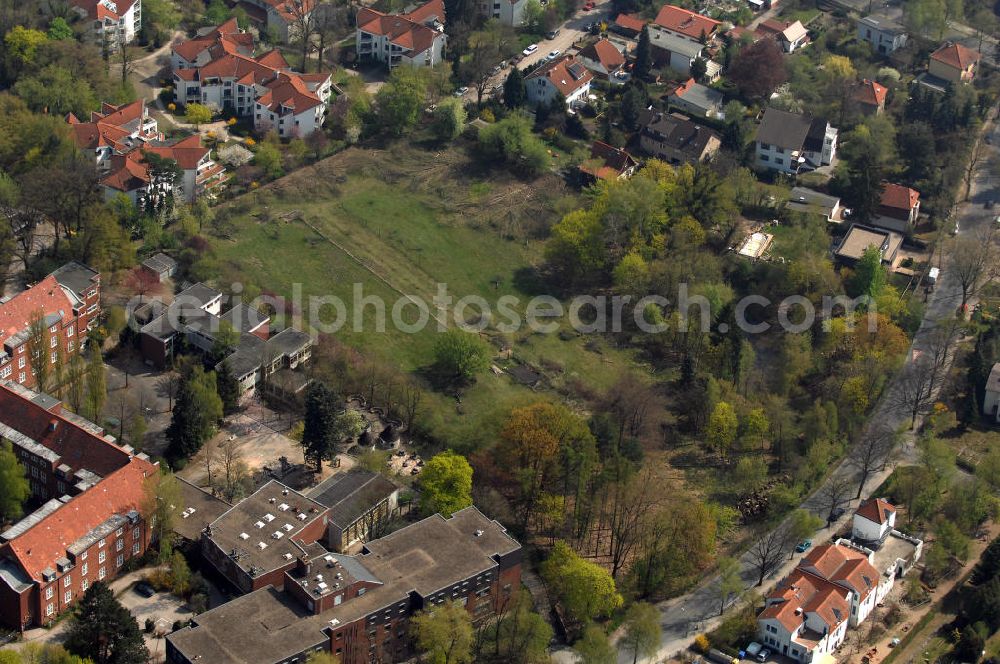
left=763, top=569, right=850, bottom=633
left=853, top=79, right=887, bottom=108
left=143, top=135, right=210, bottom=170
left=255, top=49, right=290, bottom=69
left=580, top=38, right=625, bottom=71
left=931, top=42, right=980, bottom=70
left=67, top=100, right=150, bottom=152
left=855, top=497, right=896, bottom=524
left=525, top=55, right=594, bottom=97
left=256, top=73, right=325, bottom=115
left=172, top=18, right=247, bottom=62
left=591, top=141, right=636, bottom=172
left=0, top=380, right=130, bottom=479
left=70, top=0, right=137, bottom=20
left=5, top=458, right=156, bottom=582
left=654, top=4, right=720, bottom=39
left=0, top=276, right=76, bottom=350
left=260, top=0, right=318, bottom=23
left=615, top=13, right=645, bottom=32
left=403, top=0, right=445, bottom=24
left=802, top=544, right=878, bottom=599
left=357, top=6, right=443, bottom=55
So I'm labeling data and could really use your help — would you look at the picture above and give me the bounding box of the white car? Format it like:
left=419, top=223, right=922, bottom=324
left=547, top=49, right=561, bottom=60
left=523, top=44, right=538, bottom=56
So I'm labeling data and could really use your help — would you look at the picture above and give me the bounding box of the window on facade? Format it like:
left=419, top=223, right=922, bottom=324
left=66, top=327, right=73, bottom=337
left=18, top=372, right=25, bottom=383
left=775, top=158, right=783, bottom=165
left=133, top=527, right=140, bottom=540
left=81, top=579, right=89, bottom=592
left=116, top=554, right=124, bottom=567
left=132, top=542, right=140, bottom=555
left=99, top=550, right=106, bottom=564
left=18, top=357, right=25, bottom=369
left=116, top=539, right=124, bottom=552
left=46, top=603, right=54, bottom=616
left=82, top=563, right=88, bottom=576
left=98, top=538, right=105, bottom=548
left=45, top=586, right=53, bottom=599
left=64, top=590, right=71, bottom=604
left=0, top=366, right=9, bottom=379
left=50, top=351, right=57, bottom=364
left=50, top=336, right=57, bottom=348
left=63, top=575, right=71, bottom=587
left=98, top=567, right=106, bottom=580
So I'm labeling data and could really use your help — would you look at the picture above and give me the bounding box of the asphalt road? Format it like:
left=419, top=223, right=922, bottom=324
left=461, top=0, right=613, bottom=102
left=614, top=117, right=1000, bottom=663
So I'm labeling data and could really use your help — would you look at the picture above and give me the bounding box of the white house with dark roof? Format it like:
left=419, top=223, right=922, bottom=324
left=754, top=107, right=837, bottom=174
left=525, top=55, right=593, bottom=108
left=857, top=14, right=907, bottom=55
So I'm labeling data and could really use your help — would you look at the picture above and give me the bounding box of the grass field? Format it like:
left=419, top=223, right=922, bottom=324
left=211, top=140, right=654, bottom=445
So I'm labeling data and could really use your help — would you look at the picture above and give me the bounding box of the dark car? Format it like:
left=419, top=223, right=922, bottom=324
left=829, top=507, right=846, bottom=521
left=546, top=29, right=560, bottom=39
left=134, top=581, right=155, bottom=598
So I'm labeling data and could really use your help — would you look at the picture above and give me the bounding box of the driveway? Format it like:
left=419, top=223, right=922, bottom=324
left=616, top=112, right=1000, bottom=663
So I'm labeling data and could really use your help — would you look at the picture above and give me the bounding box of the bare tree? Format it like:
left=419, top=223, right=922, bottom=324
left=847, top=425, right=896, bottom=499
left=816, top=473, right=854, bottom=526
left=25, top=309, right=52, bottom=394
left=951, top=229, right=998, bottom=309
left=204, top=437, right=218, bottom=493
left=118, top=38, right=135, bottom=87
left=157, top=372, right=179, bottom=411
left=1, top=206, right=38, bottom=272
left=402, top=381, right=423, bottom=430
left=892, top=317, right=961, bottom=428
left=460, top=21, right=517, bottom=106
left=221, top=436, right=246, bottom=497
left=285, top=0, right=322, bottom=72
left=748, top=525, right=790, bottom=586
left=605, top=468, right=659, bottom=579
left=313, top=1, right=348, bottom=68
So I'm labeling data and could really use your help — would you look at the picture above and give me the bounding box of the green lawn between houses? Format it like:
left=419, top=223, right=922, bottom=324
left=210, top=144, right=651, bottom=447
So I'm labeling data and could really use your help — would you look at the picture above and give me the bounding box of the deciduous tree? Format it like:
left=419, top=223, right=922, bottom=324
left=622, top=602, right=661, bottom=664
left=411, top=600, right=474, bottom=664
left=420, top=450, right=473, bottom=516
left=729, top=39, right=786, bottom=100
left=432, top=328, right=490, bottom=384
left=541, top=540, right=623, bottom=625
left=0, top=441, right=29, bottom=523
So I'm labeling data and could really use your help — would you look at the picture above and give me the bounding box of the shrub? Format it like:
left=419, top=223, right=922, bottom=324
left=167, top=103, right=176, bottom=111
left=694, top=634, right=711, bottom=653
left=144, top=618, right=155, bottom=633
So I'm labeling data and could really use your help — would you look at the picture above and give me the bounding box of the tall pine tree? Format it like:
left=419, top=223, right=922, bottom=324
left=166, top=365, right=222, bottom=465
left=301, top=382, right=339, bottom=473
left=503, top=67, right=526, bottom=109
left=216, top=360, right=240, bottom=416
left=634, top=27, right=651, bottom=80
left=65, top=581, right=150, bottom=664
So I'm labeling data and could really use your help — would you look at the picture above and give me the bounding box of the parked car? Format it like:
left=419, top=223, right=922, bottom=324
left=523, top=44, right=538, bottom=55
left=490, top=64, right=502, bottom=75
left=745, top=643, right=763, bottom=658
left=795, top=539, right=812, bottom=553
left=829, top=506, right=846, bottom=520
left=453, top=86, right=469, bottom=97
left=547, top=29, right=560, bottom=39
left=547, top=49, right=561, bottom=60
left=134, top=581, right=155, bottom=598
left=757, top=649, right=771, bottom=663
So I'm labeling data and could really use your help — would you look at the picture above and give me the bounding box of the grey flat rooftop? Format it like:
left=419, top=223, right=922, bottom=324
left=175, top=283, right=223, bottom=309
left=50, top=262, right=98, bottom=299
left=836, top=225, right=902, bottom=261
left=173, top=478, right=231, bottom=542
left=267, top=328, right=312, bottom=356
left=206, top=480, right=328, bottom=576
left=221, top=303, right=269, bottom=334
left=2, top=499, right=65, bottom=541
left=648, top=27, right=704, bottom=58
left=307, top=469, right=398, bottom=529
left=869, top=532, right=920, bottom=577
left=0, top=557, right=31, bottom=593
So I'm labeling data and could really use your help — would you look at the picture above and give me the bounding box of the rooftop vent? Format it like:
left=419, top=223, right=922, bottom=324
left=297, top=513, right=308, bottom=521
left=254, top=521, right=265, bottom=529
left=269, top=497, right=276, bottom=504
left=282, top=489, right=289, bottom=496
left=278, top=503, right=290, bottom=512
left=283, top=553, right=293, bottom=561
left=283, top=523, right=293, bottom=532
left=474, top=530, right=484, bottom=537
left=239, top=532, right=249, bottom=540
left=272, top=531, right=284, bottom=540
left=257, top=542, right=268, bottom=550
left=264, top=514, right=275, bottom=522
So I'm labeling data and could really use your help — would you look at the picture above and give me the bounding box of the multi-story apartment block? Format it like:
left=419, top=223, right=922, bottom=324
left=356, top=0, right=448, bottom=70
left=166, top=493, right=521, bottom=664
left=172, top=19, right=333, bottom=138
left=477, top=0, right=528, bottom=26
left=0, top=381, right=158, bottom=630
left=67, top=101, right=225, bottom=203
left=70, top=0, right=141, bottom=51
left=0, top=263, right=100, bottom=390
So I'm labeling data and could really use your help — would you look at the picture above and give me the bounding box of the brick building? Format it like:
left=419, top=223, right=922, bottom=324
left=0, top=263, right=100, bottom=390
left=167, top=499, right=521, bottom=664
left=0, top=381, right=158, bottom=630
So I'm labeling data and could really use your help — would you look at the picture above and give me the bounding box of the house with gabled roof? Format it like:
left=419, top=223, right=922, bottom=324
left=356, top=0, right=447, bottom=70
left=579, top=141, right=638, bottom=182
left=653, top=4, right=720, bottom=43
left=667, top=78, right=724, bottom=118
left=525, top=55, right=593, bottom=108
left=0, top=381, right=158, bottom=630
left=578, top=39, right=626, bottom=79
left=872, top=183, right=920, bottom=232
left=613, top=13, right=646, bottom=37
left=852, top=79, right=888, bottom=116
left=756, top=18, right=808, bottom=52
left=172, top=20, right=333, bottom=138
left=69, top=0, right=141, bottom=51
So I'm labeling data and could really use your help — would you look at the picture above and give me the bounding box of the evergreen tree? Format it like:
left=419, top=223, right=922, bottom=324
left=974, top=537, right=1000, bottom=584
left=845, top=149, right=884, bottom=224
left=215, top=360, right=240, bottom=416
left=503, top=67, right=526, bottom=109
left=634, top=27, right=651, bottom=79
left=65, top=582, right=150, bottom=664
left=166, top=365, right=223, bottom=464
left=301, top=382, right=339, bottom=473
